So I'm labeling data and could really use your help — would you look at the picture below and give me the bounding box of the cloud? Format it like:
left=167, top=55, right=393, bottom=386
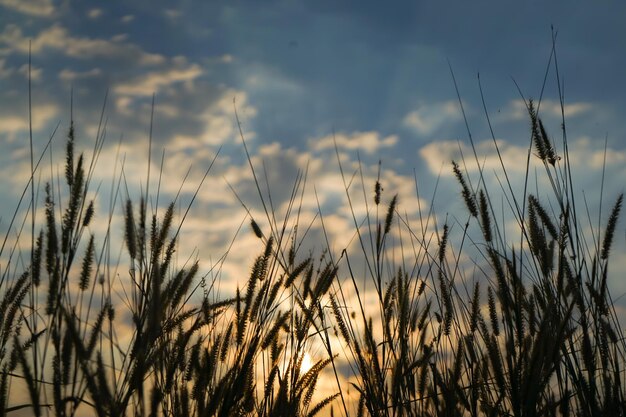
left=18, top=63, right=42, bottom=81
left=567, top=136, right=626, bottom=170
left=149, top=88, right=257, bottom=149
left=121, top=15, right=135, bottom=23
left=58, top=68, right=102, bottom=81
left=0, top=0, right=54, bottom=17
left=505, top=99, right=593, bottom=121
left=87, top=8, right=103, bottom=19
left=0, top=59, right=13, bottom=78
left=113, top=64, right=204, bottom=97
left=420, top=138, right=530, bottom=177
left=0, top=102, right=59, bottom=141
left=403, top=100, right=462, bottom=136
left=244, top=65, right=304, bottom=96
left=0, top=24, right=164, bottom=65
left=419, top=135, right=626, bottom=198
left=164, top=9, right=182, bottom=20
left=212, top=135, right=433, bottom=259
left=310, top=131, right=398, bottom=155
left=117, top=127, right=424, bottom=274
left=0, top=56, right=42, bottom=81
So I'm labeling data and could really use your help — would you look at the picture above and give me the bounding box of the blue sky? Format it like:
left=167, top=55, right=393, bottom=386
left=1, top=1, right=625, bottom=304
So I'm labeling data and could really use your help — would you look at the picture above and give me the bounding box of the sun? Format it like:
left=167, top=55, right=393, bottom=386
left=300, top=352, right=313, bottom=374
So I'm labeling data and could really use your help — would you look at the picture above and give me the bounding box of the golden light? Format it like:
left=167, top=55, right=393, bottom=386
left=300, top=352, right=313, bottom=374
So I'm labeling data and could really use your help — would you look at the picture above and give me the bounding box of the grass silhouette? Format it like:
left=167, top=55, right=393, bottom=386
left=0, top=47, right=624, bottom=417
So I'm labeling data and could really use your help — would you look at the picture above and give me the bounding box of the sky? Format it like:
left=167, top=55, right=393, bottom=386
left=1, top=0, right=626, bottom=298
left=0, top=0, right=626, bottom=300
left=1, top=0, right=626, bottom=407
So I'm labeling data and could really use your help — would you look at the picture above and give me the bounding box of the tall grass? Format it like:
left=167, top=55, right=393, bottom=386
left=0, top=52, right=624, bottom=417
left=327, top=62, right=626, bottom=416
left=0, top=96, right=340, bottom=416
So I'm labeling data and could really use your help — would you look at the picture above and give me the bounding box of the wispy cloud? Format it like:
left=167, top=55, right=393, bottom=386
left=58, top=68, right=102, bottom=81
left=0, top=0, right=55, bottom=17
left=17, top=63, right=42, bottom=81
left=419, top=135, right=626, bottom=195
left=87, top=8, right=103, bottom=19
left=0, top=58, right=13, bottom=78
left=403, top=100, right=462, bottom=136
left=0, top=24, right=164, bottom=65
left=163, top=9, right=182, bottom=20
left=420, top=138, right=530, bottom=176
left=504, top=98, right=593, bottom=121
left=310, top=131, right=398, bottom=154
left=0, top=102, right=58, bottom=141
left=567, top=136, right=626, bottom=169
left=113, top=64, right=204, bottom=97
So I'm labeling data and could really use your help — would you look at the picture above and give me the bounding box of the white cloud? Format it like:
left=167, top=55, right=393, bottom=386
left=133, top=127, right=427, bottom=274
left=0, top=24, right=164, bottom=65
left=17, top=63, right=42, bottom=81
left=567, top=136, right=626, bottom=170
left=87, top=8, right=103, bottom=19
left=164, top=9, right=182, bottom=19
left=0, top=0, right=54, bottom=16
left=113, top=64, right=203, bottom=97
left=207, top=91, right=257, bottom=143
left=91, top=88, right=258, bottom=197
left=310, top=131, right=398, bottom=155
left=0, top=102, right=59, bottom=141
left=244, top=66, right=303, bottom=96
left=403, top=100, right=462, bottom=136
left=505, top=99, right=593, bottom=121
left=121, top=15, right=135, bottom=23
left=111, top=34, right=128, bottom=43
left=419, top=138, right=530, bottom=176
left=0, top=59, right=13, bottom=78
left=58, top=68, right=102, bottom=81
left=420, top=135, right=626, bottom=180
left=115, top=96, right=133, bottom=113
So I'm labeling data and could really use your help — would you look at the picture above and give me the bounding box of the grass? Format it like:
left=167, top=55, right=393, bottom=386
left=0, top=49, right=624, bottom=416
